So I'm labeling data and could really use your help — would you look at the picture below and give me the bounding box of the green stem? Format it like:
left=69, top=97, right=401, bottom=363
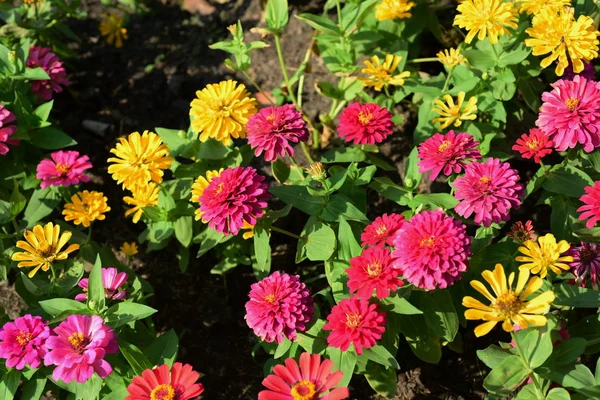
left=301, top=142, right=315, bottom=164
left=297, top=38, right=315, bottom=109
left=407, top=57, right=439, bottom=63
left=49, top=263, right=57, bottom=283
left=330, top=100, right=347, bottom=120
left=288, top=156, right=299, bottom=168
left=241, top=70, right=274, bottom=106
left=270, top=225, right=303, bottom=240
left=86, top=225, right=93, bottom=245
left=511, top=331, right=545, bottom=399
left=442, top=70, right=453, bottom=93
left=274, top=33, right=298, bottom=105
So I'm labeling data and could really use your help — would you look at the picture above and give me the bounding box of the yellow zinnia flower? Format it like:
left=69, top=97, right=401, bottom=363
left=190, top=80, right=257, bottom=145
left=120, top=242, right=138, bottom=256
left=517, top=0, right=570, bottom=15
left=242, top=220, right=255, bottom=240
left=62, top=191, right=110, bottom=228
left=99, top=12, right=128, bottom=48
left=359, top=54, right=411, bottom=91
left=107, top=131, right=173, bottom=191
left=525, top=7, right=600, bottom=76
left=432, top=91, right=478, bottom=129
left=190, top=169, right=223, bottom=221
left=515, top=233, right=573, bottom=278
left=11, top=222, right=80, bottom=278
left=375, top=0, right=416, bottom=21
left=463, top=264, right=555, bottom=337
left=123, top=183, right=160, bottom=224
left=454, top=0, right=519, bottom=44
left=437, top=48, right=467, bottom=68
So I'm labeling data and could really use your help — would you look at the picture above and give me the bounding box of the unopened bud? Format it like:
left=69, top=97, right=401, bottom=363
left=306, top=162, right=327, bottom=181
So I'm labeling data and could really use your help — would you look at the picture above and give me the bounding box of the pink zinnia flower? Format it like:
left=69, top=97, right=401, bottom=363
left=507, top=220, right=536, bottom=244
left=536, top=76, right=600, bottom=152
left=245, top=271, right=314, bottom=343
left=26, top=46, right=70, bottom=101
left=0, top=315, right=50, bottom=370
left=36, top=150, right=92, bottom=189
left=417, top=130, right=481, bottom=180
left=0, top=105, right=18, bottom=155
left=44, top=314, right=118, bottom=383
left=563, top=62, right=596, bottom=82
left=567, top=242, right=600, bottom=286
left=246, top=104, right=309, bottom=162
left=75, top=268, right=129, bottom=302
left=347, top=247, right=403, bottom=299
left=199, top=166, right=270, bottom=235
left=338, top=102, right=394, bottom=145
left=512, top=128, right=554, bottom=163
left=453, top=158, right=523, bottom=227
left=323, top=296, right=386, bottom=355
left=361, top=213, right=405, bottom=248
left=578, top=181, right=600, bottom=229
left=392, top=210, right=471, bottom=290
left=259, top=352, right=350, bottom=400
left=126, top=362, right=204, bottom=400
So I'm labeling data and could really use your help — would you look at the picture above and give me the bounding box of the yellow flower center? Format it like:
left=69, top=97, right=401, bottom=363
left=438, top=140, right=452, bottom=152
left=37, top=242, right=56, bottom=259
left=345, top=312, right=362, bottom=328
left=55, top=163, right=71, bottom=176
left=526, top=139, right=540, bottom=150
left=565, top=97, right=580, bottom=111
left=420, top=236, right=436, bottom=248
left=290, top=380, right=317, bottom=400
left=358, top=111, right=373, bottom=125
left=366, top=262, right=383, bottom=277
left=16, top=330, right=33, bottom=346
left=68, top=332, right=90, bottom=354
left=215, top=182, right=225, bottom=195
left=494, top=291, right=523, bottom=319
left=264, top=294, right=276, bottom=304
left=374, top=223, right=387, bottom=235
left=267, top=113, right=276, bottom=122
left=150, top=384, right=176, bottom=400
left=479, top=175, right=492, bottom=185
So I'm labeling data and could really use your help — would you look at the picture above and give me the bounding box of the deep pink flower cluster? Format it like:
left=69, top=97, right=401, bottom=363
left=199, top=166, right=270, bottom=235
left=26, top=46, right=70, bottom=101
left=392, top=210, right=471, bottom=290
left=36, top=150, right=92, bottom=188
left=75, top=268, right=129, bottom=302
left=338, top=102, right=394, bottom=145
left=567, top=242, right=600, bottom=287
left=579, top=181, right=600, bottom=229
left=360, top=213, right=405, bottom=247
left=418, top=130, right=481, bottom=180
left=246, top=104, right=309, bottom=162
left=347, top=246, right=403, bottom=299
left=0, top=105, right=18, bottom=155
left=0, top=315, right=50, bottom=370
left=453, top=158, right=523, bottom=227
left=245, top=271, right=314, bottom=343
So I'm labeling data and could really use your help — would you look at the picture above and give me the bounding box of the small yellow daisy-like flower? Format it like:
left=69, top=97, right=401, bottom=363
left=517, top=0, right=570, bottom=15
left=123, top=183, right=160, bottom=224
left=11, top=222, right=80, bottom=278
left=525, top=7, right=600, bottom=76
left=454, top=0, right=519, bottom=44
left=432, top=91, right=478, bottom=129
left=375, top=0, right=416, bottom=21
left=99, top=12, right=128, bottom=48
left=242, top=220, right=255, bottom=240
left=359, top=54, right=411, bottom=92
left=190, top=169, right=224, bottom=221
left=190, top=80, right=257, bottom=145
left=436, top=48, right=467, bottom=68
left=107, top=131, right=173, bottom=191
left=120, top=242, right=138, bottom=256
left=515, top=233, right=573, bottom=279
left=62, top=190, right=111, bottom=228
left=463, top=264, right=555, bottom=337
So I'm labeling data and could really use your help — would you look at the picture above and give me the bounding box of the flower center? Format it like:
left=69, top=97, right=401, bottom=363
left=479, top=175, right=491, bottom=185
left=358, top=111, right=373, bottom=125
left=345, top=312, right=362, bottom=328
left=494, top=291, right=523, bottom=319
left=438, top=140, right=452, bottom=152
left=150, top=384, right=176, bottom=400
left=266, top=113, right=276, bottom=122
left=565, top=97, right=580, bottom=111
left=55, top=163, right=71, bottom=176
left=374, top=223, right=387, bottom=235
left=38, top=241, right=56, bottom=259
left=264, top=294, right=276, bottom=304
left=16, top=330, right=33, bottom=346
left=420, top=236, right=436, bottom=248
left=366, top=262, right=383, bottom=277
left=580, top=247, right=598, bottom=264
left=214, top=182, right=225, bottom=195
left=68, top=332, right=90, bottom=354
left=526, top=139, right=539, bottom=150
left=290, top=380, right=317, bottom=400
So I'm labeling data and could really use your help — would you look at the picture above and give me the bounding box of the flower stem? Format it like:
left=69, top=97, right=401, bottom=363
left=49, top=263, right=58, bottom=283
left=301, top=142, right=315, bottom=164
left=241, top=70, right=275, bottom=106
left=87, top=225, right=93, bottom=245
left=274, top=33, right=298, bottom=105
left=408, top=57, right=439, bottom=63
left=442, top=70, right=453, bottom=93
left=270, top=225, right=303, bottom=240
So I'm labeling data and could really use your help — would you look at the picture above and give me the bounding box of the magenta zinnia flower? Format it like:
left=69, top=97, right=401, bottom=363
left=26, top=46, right=70, bottom=101
left=536, top=76, right=600, bottom=152
left=512, top=128, right=553, bottom=163
left=579, top=181, right=600, bottom=229
left=361, top=213, right=405, bottom=248
left=245, top=271, right=314, bottom=343
left=75, top=267, right=129, bottom=302
left=0, top=105, right=18, bottom=155
left=563, top=61, right=596, bottom=82
left=44, top=314, right=118, bottom=383
left=323, top=296, right=386, bottom=355
left=36, top=150, right=92, bottom=189
left=392, top=210, right=471, bottom=290
left=126, top=362, right=204, bottom=400
left=417, top=130, right=481, bottom=180
left=246, top=104, right=309, bottom=162
left=347, top=247, right=403, bottom=299
left=338, top=102, right=394, bottom=145
left=567, top=242, right=600, bottom=286
left=199, top=166, right=270, bottom=235
left=0, top=315, right=50, bottom=370
left=259, top=352, right=350, bottom=400
left=453, top=158, right=523, bottom=227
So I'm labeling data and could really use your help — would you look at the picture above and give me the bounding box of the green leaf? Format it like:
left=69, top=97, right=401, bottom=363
left=408, top=193, right=458, bottom=210
left=365, top=363, right=397, bottom=398
left=52, top=373, right=102, bottom=399
left=194, top=226, right=227, bottom=257
left=29, top=127, right=77, bottom=149
left=397, top=314, right=442, bottom=364
left=155, top=127, right=189, bottom=156
left=0, top=369, right=20, bottom=400
left=337, top=218, right=362, bottom=262
left=327, top=347, right=357, bottom=387
left=274, top=338, right=292, bottom=359
left=321, top=147, right=366, bottom=163
left=538, top=363, right=596, bottom=390
left=105, top=302, right=157, bottom=328
left=174, top=216, right=193, bottom=247
left=253, top=224, right=272, bottom=277
left=38, top=298, right=87, bottom=316
left=544, top=338, right=587, bottom=367
left=362, top=344, right=400, bottom=369
left=297, top=319, right=328, bottom=354
left=296, top=13, right=340, bottom=35
left=146, top=329, right=178, bottom=367
left=87, top=255, right=106, bottom=312
left=403, top=147, right=421, bottom=189
left=23, top=67, right=50, bottom=80
left=477, top=345, right=513, bottom=369
left=9, top=181, right=26, bottom=219
left=413, top=290, right=459, bottom=342
left=148, top=221, right=174, bottom=243
left=21, top=376, right=46, bottom=400
left=568, top=315, right=600, bottom=354
left=178, top=243, right=190, bottom=273
left=543, top=165, right=593, bottom=198
left=515, top=327, right=552, bottom=369
left=305, top=222, right=336, bottom=261
left=546, top=388, right=571, bottom=400
left=483, top=355, right=529, bottom=395
left=119, top=341, right=154, bottom=376
left=369, top=177, right=410, bottom=206
left=272, top=159, right=306, bottom=185
left=324, top=260, right=349, bottom=303
left=381, top=295, right=422, bottom=315
left=270, top=185, right=324, bottom=216
left=23, top=187, right=61, bottom=227
left=553, top=283, right=600, bottom=308
left=266, top=0, right=289, bottom=33
left=33, top=100, right=53, bottom=123
left=322, top=194, right=368, bottom=222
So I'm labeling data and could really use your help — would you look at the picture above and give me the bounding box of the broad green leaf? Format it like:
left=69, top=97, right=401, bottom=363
left=382, top=295, right=422, bottom=315
left=397, top=314, right=441, bottom=364
left=477, top=345, right=513, bottom=369
left=38, top=298, right=87, bottom=316
left=554, top=283, right=600, bottom=308
left=365, top=363, right=397, bottom=398
left=483, top=355, right=529, bottom=395
left=274, top=338, right=292, bottom=359
left=543, top=165, right=593, bottom=198
left=413, top=290, right=458, bottom=342
left=174, top=216, right=193, bottom=247
left=408, top=193, right=458, bottom=210
left=29, top=127, right=77, bottom=149
left=265, top=0, right=289, bottom=33
left=362, top=344, right=400, bottom=369
left=515, top=327, right=552, bottom=369
left=194, top=226, right=227, bottom=257
left=105, top=302, right=157, bottom=328
left=544, top=338, right=587, bottom=367
left=146, top=329, right=178, bottom=367
left=119, top=341, right=154, bottom=376
left=337, top=218, right=362, bottom=262
left=297, top=319, right=328, bottom=354
left=23, top=187, right=61, bottom=227
left=538, top=363, right=596, bottom=390
left=0, top=369, right=20, bottom=400
left=21, top=376, right=46, bottom=400
left=296, top=13, right=340, bottom=35
left=305, top=223, right=336, bottom=261
left=327, top=347, right=357, bottom=387
left=322, top=194, right=368, bottom=222
left=253, top=225, right=272, bottom=277
left=270, top=185, right=324, bottom=216
left=87, top=255, right=106, bottom=312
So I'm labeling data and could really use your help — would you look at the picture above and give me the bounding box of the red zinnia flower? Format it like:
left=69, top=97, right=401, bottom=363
left=126, top=362, right=204, bottom=400
left=338, top=102, right=394, bottom=145
left=578, top=181, right=600, bottom=229
left=512, top=129, right=553, bottom=163
left=259, top=352, right=350, bottom=400
left=347, top=247, right=403, bottom=299
left=507, top=220, right=536, bottom=243
left=323, top=296, right=386, bottom=355
left=361, top=213, right=405, bottom=247
left=417, top=130, right=481, bottom=180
